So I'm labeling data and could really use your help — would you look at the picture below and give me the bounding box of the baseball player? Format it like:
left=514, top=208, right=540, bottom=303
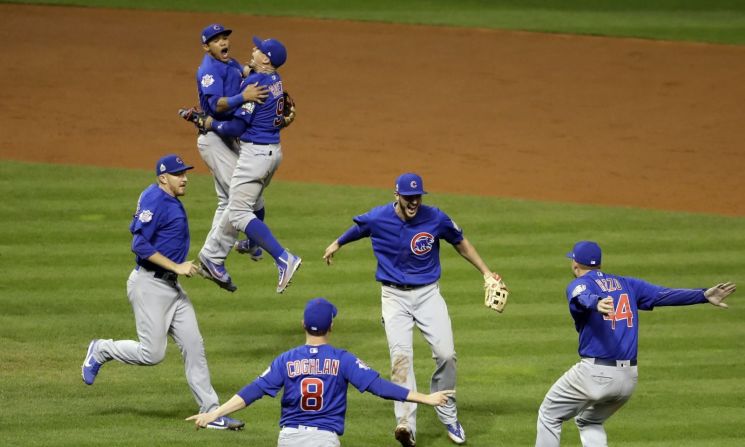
left=81, top=154, right=243, bottom=430
left=196, top=36, right=301, bottom=294
left=194, top=23, right=269, bottom=291
left=535, top=241, right=737, bottom=446
left=322, top=173, right=503, bottom=446
left=186, top=297, right=455, bottom=446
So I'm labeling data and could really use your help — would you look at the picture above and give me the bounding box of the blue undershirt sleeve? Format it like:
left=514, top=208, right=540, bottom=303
left=131, top=233, right=157, bottom=259
left=226, top=93, right=244, bottom=110
left=211, top=118, right=246, bottom=138
left=364, top=377, right=410, bottom=401
left=337, top=224, right=367, bottom=246
left=206, top=95, right=220, bottom=116
left=573, top=293, right=602, bottom=311
left=236, top=381, right=267, bottom=406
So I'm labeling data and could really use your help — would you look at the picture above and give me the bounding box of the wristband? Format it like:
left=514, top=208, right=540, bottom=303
left=226, top=94, right=244, bottom=109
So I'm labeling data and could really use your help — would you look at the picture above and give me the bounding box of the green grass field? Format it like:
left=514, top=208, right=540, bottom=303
left=1, top=161, right=744, bottom=446
left=2, top=1, right=744, bottom=445
left=5, top=0, right=745, bottom=44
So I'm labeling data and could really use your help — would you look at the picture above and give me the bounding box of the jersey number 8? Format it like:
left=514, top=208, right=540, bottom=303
left=300, top=377, right=324, bottom=411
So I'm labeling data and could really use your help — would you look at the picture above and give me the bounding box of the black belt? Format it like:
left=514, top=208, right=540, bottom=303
left=382, top=281, right=429, bottom=291
left=137, top=265, right=178, bottom=283
left=584, top=357, right=637, bottom=367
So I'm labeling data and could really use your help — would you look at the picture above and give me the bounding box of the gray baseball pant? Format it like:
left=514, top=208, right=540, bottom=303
left=93, top=269, right=220, bottom=413
left=277, top=426, right=340, bottom=447
left=197, top=131, right=240, bottom=261
left=200, top=141, right=277, bottom=264
left=381, top=282, right=458, bottom=436
left=536, top=359, right=638, bottom=447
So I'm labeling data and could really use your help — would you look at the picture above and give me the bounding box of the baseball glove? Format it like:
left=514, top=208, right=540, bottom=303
left=178, top=107, right=209, bottom=134
left=281, top=91, right=296, bottom=128
left=484, top=273, right=509, bottom=313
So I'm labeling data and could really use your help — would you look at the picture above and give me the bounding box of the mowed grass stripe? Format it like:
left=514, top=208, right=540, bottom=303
left=1, top=160, right=743, bottom=446
left=4, top=0, right=745, bottom=44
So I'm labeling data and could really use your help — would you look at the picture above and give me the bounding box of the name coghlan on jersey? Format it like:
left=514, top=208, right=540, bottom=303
left=286, top=358, right=341, bottom=378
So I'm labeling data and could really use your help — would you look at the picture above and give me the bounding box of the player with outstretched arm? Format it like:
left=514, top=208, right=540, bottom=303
left=535, top=241, right=736, bottom=447
left=322, top=173, right=506, bottom=446
left=186, top=297, right=454, bottom=446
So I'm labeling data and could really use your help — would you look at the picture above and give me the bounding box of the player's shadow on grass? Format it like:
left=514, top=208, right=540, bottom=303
left=97, top=406, right=185, bottom=419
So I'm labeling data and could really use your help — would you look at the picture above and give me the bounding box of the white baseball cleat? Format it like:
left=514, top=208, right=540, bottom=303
left=446, top=420, right=466, bottom=444
left=276, top=250, right=301, bottom=293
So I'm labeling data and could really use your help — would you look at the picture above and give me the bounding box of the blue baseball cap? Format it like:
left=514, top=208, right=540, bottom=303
left=304, top=297, right=338, bottom=333
left=395, top=173, right=427, bottom=196
left=252, top=36, right=287, bottom=68
left=567, top=241, right=602, bottom=266
left=155, top=154, right=194, bottom=176
left=201, top=24, right=232, bottom=44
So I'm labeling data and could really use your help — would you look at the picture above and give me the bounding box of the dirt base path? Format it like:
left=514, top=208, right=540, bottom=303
left=2, top=4, right=744, bottom=215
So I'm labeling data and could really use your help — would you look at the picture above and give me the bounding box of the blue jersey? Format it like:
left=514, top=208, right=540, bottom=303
left=196, top=53, right=244, bottom=120
left=567, top=270, right=707, bottom=360
left=129, top=184, right=190, bottom=266
left=252, top=344, right=380, bottom=435
left=351, top=204, right=464, bottom=285
left=213, top=71, right=285, bottom=144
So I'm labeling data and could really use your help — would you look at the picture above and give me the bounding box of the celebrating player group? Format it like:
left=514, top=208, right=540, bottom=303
left=79, top=21, right=738, bottom=447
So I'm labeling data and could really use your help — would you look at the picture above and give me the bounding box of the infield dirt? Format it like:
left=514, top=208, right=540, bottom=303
left=2, top=4, right=744, bottom=215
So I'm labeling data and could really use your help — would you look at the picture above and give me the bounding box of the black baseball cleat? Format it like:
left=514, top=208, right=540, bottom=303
left=198, top=254, right=237, bottom=292
left=205, top=415, right=245, bottom=430
left=395, top=424, right=416, bottom=447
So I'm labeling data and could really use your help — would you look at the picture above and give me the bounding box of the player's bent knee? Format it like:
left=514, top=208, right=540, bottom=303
left=230, top=211, right=257, bottom=231
left=140, top=346, right=167, bottom=365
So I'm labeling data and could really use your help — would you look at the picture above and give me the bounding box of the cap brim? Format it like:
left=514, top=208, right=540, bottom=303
left=167, top=165, right=194, bottom=174
left=566, top=252, right=574, bottom=259
left=205, top=29, right=232, bottom=43
left=252, top=36, right=263, bottom=48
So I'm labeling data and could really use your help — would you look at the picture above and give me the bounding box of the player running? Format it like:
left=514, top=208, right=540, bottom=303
left=193, top=24, right=269, bottom=291
left=186, top=297, right=454, bottom=446
left=81, top=154, right=244, bottom=430
left=322, top=173, right=504, bottom=446
left=535, top=241, right=737, bottom=447
left=193, top=36, right=300, bottom=294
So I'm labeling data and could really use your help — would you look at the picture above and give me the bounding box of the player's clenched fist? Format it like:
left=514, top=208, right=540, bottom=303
left=596, top=296, right=614, bottom=315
